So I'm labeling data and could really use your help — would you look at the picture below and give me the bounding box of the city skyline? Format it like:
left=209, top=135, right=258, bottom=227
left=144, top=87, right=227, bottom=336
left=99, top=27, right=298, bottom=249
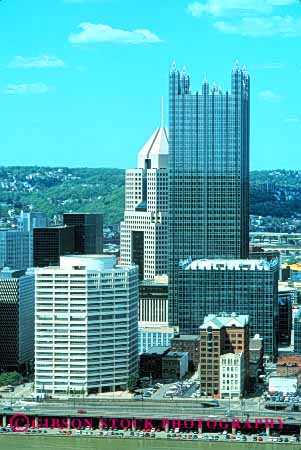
left=1, top=0, right=301, bottom=170
left=1, top=0, right=301, bottom=444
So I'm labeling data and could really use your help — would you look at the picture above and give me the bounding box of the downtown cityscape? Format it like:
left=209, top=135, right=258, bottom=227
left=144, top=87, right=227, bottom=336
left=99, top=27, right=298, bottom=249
left=1, top=0, right=301, bottom=449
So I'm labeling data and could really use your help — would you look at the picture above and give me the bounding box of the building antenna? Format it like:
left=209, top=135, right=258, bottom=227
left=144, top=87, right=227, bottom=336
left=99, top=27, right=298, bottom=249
left=161, top=96, right=164, bottom=128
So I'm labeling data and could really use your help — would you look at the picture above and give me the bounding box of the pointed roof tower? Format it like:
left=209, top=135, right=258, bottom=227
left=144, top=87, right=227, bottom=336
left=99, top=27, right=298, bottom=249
left=170, top=60, right=177, bottom=73
left=137, top=98, right=168, bottom=170
left=232, top=59, right=240, bottom=72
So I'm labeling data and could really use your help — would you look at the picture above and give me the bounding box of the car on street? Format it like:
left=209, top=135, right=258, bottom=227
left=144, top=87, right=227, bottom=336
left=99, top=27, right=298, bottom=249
left=3, top=406, right=13, bottom=411
left=77, top=409, right=87, bottom=414
left=21, top=406, right=31, bottom=411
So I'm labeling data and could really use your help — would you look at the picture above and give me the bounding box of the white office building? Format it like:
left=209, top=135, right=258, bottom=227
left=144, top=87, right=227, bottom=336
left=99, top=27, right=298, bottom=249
left=220, top=352, right=244, bottom=399
left=35, top=255, right=138, bottom=397
left=120, top=109, right=168, bottom=280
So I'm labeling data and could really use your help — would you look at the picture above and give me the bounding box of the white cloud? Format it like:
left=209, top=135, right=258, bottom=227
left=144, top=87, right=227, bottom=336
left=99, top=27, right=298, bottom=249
left=8, top=55, right=65, bottom=69
left=254, top=62, right=285, bottom=69
left=187, top=0, right=296, bottom=17
left=258, top=90, right=282, bottom=102
left=69, top=22, right=162, bottom=44
left=3, top=83, right=50, bottom=95
left=214, top=16, right=301, bottom=37
left=268, top=0, right=296, bottom=5
left=285, top=116, right=301, bottom=124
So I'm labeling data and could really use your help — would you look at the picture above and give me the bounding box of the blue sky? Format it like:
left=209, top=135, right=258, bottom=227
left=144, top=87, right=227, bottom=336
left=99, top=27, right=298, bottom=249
left=0, top=0, right=301, bottom=170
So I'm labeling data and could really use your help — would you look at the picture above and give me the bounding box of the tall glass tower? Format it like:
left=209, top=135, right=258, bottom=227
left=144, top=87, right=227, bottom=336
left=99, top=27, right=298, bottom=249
left=168, top=62, right=251, bottom=330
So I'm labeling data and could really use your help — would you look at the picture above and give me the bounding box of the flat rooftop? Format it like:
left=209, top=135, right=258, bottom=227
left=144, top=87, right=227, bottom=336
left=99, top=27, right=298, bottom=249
left=182, top=258, right=277, bottom=271
left=172, top=334, right=200, bottom=341
left=164, top=352, right=187, bottom=359
left=144, top=346, right=170, bottom=355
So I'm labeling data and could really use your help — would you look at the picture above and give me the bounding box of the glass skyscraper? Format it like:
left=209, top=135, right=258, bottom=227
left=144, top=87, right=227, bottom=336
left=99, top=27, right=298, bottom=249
left=169, top=62, right=250, bottom=329
left=178, top=259, right=278, bottom=356
left=168, top=63, right=279, bottom=356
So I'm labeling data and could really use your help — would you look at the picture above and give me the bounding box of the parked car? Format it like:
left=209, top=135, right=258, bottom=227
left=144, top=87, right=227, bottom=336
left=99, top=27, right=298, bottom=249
left=21, top=406, right=31, bottom=411
left=3, top=406, right=13, bottom=412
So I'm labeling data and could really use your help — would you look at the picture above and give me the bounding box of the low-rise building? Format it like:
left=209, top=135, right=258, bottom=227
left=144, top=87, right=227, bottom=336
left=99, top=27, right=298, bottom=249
left=161, top=351, right=189, bottom=382
left=220, top=352, right=244, bottom=399
left=171, top=334, right=200, bottom=372
left=276, top=355, right=301, bottom=384
left=249, top=334, right=263, bottom=382
left=199, top=312, right=249, bottom=398
left=139, top=347, right=189, bottom=382
left=268, top=376, right=297, bottom=395
left=139, top=346, right=169, bottom=380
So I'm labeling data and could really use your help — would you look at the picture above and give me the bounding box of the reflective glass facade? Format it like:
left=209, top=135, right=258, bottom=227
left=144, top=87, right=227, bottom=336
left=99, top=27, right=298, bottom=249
left=178, top=260, right=278, bottom=356
left=168, top=63, right=250, bottom=331
left=294, top=309, right=301, bottom=354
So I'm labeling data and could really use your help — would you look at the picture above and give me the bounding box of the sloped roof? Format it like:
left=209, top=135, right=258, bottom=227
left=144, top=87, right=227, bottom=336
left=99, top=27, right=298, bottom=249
left=137, top=125, right=168, bottom=169
left=200, top=312, right=249, bottom=330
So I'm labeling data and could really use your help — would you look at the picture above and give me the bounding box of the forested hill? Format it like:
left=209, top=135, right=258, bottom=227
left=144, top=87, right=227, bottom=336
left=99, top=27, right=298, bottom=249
left=0, top=167, right=124, bottom=225
left=250, top=170, right=301, bottom=218
left=0, top=167, right=301, bottom=224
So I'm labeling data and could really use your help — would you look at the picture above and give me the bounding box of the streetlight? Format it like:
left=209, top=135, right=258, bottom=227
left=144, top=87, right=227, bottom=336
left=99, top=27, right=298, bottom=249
left=241, top=399, right=245, bottom=416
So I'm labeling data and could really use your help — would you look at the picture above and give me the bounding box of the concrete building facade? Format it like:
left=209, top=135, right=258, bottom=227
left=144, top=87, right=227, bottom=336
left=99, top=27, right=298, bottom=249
left=161, top=351, right=189, bottom=381
left=171, top=334, right=200, bottom=372
left=139, top=276, right=168, bottom=324
left=35, top=255, right=138, bottom=396
left=120, top=112, right=168, bottom=280
left=220, top=352, right=244, bottom=399
left=249, top=334, right=264, bottom=382
left=138, top=275, right=176, bottom=353
left=199, top=312, right=249, bottom=398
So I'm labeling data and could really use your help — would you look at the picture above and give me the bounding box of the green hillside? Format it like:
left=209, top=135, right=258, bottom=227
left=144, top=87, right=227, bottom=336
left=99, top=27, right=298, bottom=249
left=0, top=167, right=125, bottom=225
left=0, top=167, right=301, bottom=225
